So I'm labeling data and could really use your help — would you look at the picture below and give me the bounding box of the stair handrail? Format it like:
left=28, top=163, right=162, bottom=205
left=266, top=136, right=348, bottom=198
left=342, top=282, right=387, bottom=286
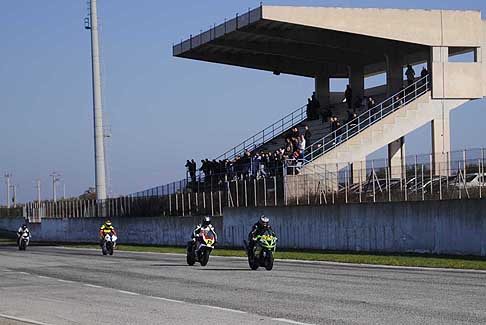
left=215, top=104, right=307, bottom=161
left=303, top=75, right=431, bottom=164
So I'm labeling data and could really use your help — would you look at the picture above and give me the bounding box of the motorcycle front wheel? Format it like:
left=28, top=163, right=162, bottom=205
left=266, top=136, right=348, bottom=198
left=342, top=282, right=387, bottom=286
left=102, top=243, right=108, bottom=255
left=264, top=251, right=274, bottom=271
left=248, top=255, right=259, bottom=270
left=200, top=249, right=210, bottom=266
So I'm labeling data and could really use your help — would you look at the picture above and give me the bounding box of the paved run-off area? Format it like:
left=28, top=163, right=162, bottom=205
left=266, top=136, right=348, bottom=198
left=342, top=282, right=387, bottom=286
left=1, top=246, right=486, bottom=324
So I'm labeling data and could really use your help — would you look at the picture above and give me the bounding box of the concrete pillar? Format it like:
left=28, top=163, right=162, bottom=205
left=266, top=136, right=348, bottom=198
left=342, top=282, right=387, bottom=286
left=431, top=46, right=448, bottom=98
left=388, top=137, right=406, bottom=179
left=315, top=73, right=330, bottom=108
left=431, top=106, right=451, bottom=176
left=349, top=65, right=365, bottom=102
left=385, top=54, right=404, bottom=97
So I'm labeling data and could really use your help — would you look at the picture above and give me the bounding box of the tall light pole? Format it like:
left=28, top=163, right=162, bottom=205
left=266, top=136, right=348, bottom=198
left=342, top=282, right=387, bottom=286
left=86, top=0, right=107, bottom=201
left=4, top=174, right=11, bottom=208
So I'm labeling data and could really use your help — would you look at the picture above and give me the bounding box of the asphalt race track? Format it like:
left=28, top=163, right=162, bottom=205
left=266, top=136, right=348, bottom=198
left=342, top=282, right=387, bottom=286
left=1, top=245, right=486, bottom=324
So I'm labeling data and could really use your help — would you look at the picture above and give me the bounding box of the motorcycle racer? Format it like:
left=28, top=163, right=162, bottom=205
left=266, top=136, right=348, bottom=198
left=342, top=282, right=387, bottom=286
left=17, top=223, right=30, bottom=246
left=191, top=216, right=217, bottom=243
left=99, top=220, right=117, bottom=245
left=247, top=215, right=274, bottom=257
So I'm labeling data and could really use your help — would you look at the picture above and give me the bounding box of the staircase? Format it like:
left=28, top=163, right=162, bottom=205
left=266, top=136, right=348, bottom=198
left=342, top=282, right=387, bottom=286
left=301, top=75, right=467, bottom=168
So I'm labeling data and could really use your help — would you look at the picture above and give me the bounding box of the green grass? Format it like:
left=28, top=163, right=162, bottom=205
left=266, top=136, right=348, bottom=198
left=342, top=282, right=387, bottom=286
left=68, top=244, right=486, bottom=271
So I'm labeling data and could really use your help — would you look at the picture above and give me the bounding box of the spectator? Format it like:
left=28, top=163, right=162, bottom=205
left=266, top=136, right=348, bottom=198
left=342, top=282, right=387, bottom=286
left=344, top=85, right=353, bottom=109
left=354, top=96, right=362, bottom=112
left=420, top=66, right=429, bottom=88
left=285, top=138, right=294, bottom=156
left=298, top=135, right=306, bottom=159
left=405, top=64, right=415, bottom=86
left=303, top=125, right=312, bottom=148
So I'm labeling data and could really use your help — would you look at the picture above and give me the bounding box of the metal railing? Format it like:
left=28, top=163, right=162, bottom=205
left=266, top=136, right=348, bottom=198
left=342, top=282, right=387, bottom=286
left=304, top=75, right=431, bottom=163
left=216, top=104, right=307, bottom=161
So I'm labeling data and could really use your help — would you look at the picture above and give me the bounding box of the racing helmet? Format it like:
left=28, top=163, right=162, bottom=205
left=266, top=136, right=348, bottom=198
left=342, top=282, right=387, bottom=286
left=258, top=215, right=270, bottom=229
left=202, top=216, right=211, bottom=227
left=21, top=224, right=27, bottom=230
left=105, top=220, right=112, bottom=227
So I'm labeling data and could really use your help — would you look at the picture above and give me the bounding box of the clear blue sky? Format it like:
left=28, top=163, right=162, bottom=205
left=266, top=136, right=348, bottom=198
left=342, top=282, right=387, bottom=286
left=1, top=0, right=485, bottom=203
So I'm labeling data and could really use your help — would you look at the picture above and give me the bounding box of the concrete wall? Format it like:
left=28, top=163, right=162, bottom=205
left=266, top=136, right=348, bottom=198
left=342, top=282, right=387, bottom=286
left=0, top=216, right=222, bottom=247
left=2, top=200, right=486, bottom=256
left=223, top=200, right=486, bottom=256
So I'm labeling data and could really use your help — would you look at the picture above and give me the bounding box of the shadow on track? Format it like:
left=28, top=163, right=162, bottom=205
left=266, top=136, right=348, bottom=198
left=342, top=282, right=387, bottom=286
left=195, top=268, right=251, bottom=272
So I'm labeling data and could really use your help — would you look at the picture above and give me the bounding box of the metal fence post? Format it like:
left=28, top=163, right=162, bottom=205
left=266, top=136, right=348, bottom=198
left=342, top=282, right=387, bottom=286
left=439, top=161, right=442, bottom=200
left=218, top=191, right=222, bottom=216
left=236, top=179, right=239, bottom=208
left=244, top=180, right=248, bottom=207
left=429, top=154, right=433, bottom=199
left=264, top=177, right=267, bottom=207
left=254, top=179, right=257, bottom=207
left=181, top=192, right=185, bottom=216
left=210, top=191, right=214, bottom=216
left=274, top=176, right=277, bottom=206
left=421, top=164, right=425, bottom=201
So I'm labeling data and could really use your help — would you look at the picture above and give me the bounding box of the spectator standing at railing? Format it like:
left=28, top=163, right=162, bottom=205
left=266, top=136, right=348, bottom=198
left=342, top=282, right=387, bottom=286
left=420, top=66, right=428, bottom=88
left=303, top=125, right=312, bottom=149
left=406, top=64, right=415, bottom=87
left=285, top=138, right=294, bottom=156
left=298, top=135, right=306, bottom=159
left=345, top=85, right=353, bottom=109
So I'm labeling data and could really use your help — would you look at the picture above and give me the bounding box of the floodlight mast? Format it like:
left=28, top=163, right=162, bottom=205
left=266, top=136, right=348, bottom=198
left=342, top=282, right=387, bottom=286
left=86, top=0, right=107, bottom=201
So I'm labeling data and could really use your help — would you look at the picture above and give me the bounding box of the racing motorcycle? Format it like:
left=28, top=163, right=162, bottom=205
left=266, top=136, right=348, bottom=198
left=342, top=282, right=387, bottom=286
left=102, top=233, right=117, bottom=256
left=18, top=232, right=30, bottom=251
left=244, top=230, right=277, bottom=271
left=186, top=227, right=216, bottom=266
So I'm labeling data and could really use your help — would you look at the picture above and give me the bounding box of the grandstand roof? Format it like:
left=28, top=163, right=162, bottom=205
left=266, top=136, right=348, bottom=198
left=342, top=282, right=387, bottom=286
left=172, top=6, right=483, bottom=78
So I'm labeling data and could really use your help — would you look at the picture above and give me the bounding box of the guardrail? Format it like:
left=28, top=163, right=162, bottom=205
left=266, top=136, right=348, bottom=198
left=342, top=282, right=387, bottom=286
left=216, top=104, right=307, bottom=161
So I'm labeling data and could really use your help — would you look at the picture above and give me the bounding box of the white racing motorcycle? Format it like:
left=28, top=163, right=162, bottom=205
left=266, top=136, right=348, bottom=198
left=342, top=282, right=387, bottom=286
left=18, top=233, right=30, bottom=251
left=102, top=234, right=117, bottom=256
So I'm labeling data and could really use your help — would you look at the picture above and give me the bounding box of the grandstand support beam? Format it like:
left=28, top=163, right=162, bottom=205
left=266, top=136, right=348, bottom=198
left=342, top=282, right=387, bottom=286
left=388, top=137, right=406, bottom=179
left=350, top=64, right=365, bottom=101
left=385, top=53, right=404, bottom=97
left=315, top=72, right=330, bottom=109
left=431, top=106, right=451, bottom=176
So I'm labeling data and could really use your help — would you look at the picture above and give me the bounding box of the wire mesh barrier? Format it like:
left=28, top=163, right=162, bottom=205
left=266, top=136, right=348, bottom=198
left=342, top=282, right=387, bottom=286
left=17, top=148, right=486, bottom=220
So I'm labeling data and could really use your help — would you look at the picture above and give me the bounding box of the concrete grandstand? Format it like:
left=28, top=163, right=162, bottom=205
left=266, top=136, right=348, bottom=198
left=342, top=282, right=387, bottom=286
left=173, top=5, right=486, bottom=186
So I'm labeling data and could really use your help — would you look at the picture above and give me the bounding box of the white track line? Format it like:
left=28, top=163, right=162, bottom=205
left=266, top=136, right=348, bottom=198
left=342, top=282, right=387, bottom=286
left=57, top=279, right=74, bottom=284
left=200, top=305, right=247, bottom=314
left=272, top=318, right=315, bottom=325
left=0, top=313, right=51, bottom=325
left=84, top=284, right=103, bottom=289
left=150, top=296, right=185, bottom=304
left=117, top=290, right=139, bottom=296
